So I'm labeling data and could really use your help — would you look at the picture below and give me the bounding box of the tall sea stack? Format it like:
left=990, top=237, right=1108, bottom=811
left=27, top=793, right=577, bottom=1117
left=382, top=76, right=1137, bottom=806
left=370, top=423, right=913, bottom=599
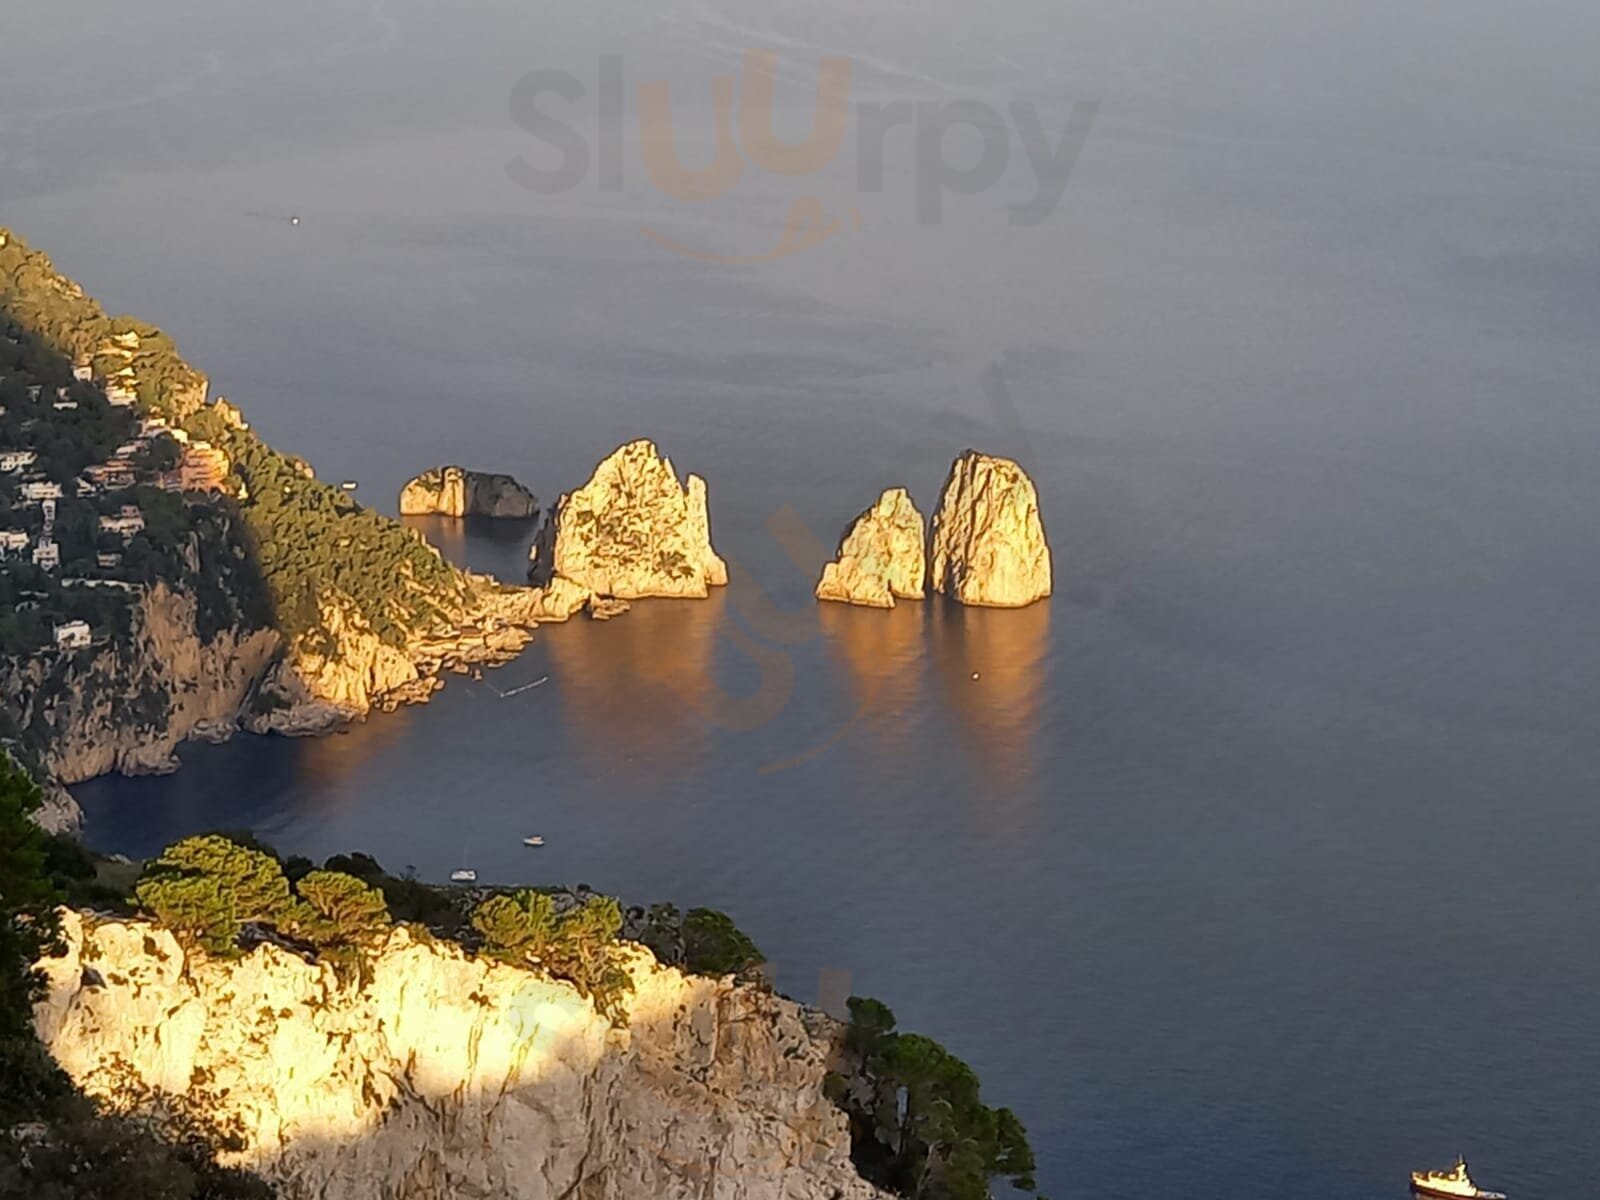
left=928, top=451, right=1052, bottom=607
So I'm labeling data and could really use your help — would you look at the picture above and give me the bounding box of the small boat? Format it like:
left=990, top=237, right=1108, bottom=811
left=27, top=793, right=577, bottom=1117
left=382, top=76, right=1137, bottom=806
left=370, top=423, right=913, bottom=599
left=522, top=836, right=545, bottom=847
left=1411, top=1157, right=1506, bottom=1200
left=449, top=869, right=478, bottom=884
left=340, top=480, right=358, bottom=491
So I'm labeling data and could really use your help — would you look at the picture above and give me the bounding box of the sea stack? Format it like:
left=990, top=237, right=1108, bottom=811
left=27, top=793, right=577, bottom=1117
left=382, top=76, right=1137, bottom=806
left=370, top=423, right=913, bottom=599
left=399, top=466, right=539, bottom=519
left=929, top=451, right=1052, bottom=607
left=815, top=487, right=926, bottom=609
left=530, top=439, right=728, bottom=599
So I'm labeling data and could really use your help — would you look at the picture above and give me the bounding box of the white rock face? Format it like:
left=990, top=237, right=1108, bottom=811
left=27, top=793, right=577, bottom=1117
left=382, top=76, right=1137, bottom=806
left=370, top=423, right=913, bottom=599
left=532, top=440, right=728, bottom=600
left=35, top=911, right=887, bottom=1200
left=399, top=466, right=539, bottom=519
left=815, top=488, right=926, bottom=609
left=929, top=451, right=1052, bottom=607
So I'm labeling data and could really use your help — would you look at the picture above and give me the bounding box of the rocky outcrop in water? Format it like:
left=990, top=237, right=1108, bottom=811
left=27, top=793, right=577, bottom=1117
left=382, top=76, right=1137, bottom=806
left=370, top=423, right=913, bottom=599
left=530, top=439, right=728, bottom=600
left=399, top=466, right=539, bottom=519
left=815, top=487, right=926, bottom=609
left=929, top=451, right=1052, bottom=607
left=34, top=911, right=888, bottom=1200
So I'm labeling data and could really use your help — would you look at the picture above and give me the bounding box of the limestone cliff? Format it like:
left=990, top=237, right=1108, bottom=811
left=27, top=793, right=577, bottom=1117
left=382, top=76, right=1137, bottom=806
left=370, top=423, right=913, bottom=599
left=250, top=576, right=578, bottom=733
left=530, top=439, right=728, bottom=601
left=399, top=466, right=539, bottom=519
left=929, top=451, right=1052, bottom=608
left=1, top=581, right=279, bottom=790
left=815, top=488, right=926, bottom=609
left=35, top=911, right=888, bottom=1200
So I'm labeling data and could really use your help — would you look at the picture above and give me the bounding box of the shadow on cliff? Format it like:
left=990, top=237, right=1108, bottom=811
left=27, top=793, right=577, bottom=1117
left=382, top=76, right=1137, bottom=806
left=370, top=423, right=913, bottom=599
left=37, top=914, right=877, bottom=1200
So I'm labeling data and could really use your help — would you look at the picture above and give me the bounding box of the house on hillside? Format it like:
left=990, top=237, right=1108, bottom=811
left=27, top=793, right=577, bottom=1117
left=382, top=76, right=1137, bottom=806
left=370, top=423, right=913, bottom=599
left=72, top=363, right=93, bottom=382
left=161, top=441, right=230, bottom=494
left=32, top=539, right=59, bottom=570
left=0, top=450, right=37, bottom=472
left=53, top=620, right=92, bottom=650
left=0, top=530, right=29, bottom=558
left=83, top=462, right=135, bottom=490
left=99, top=506, right=145, bottom=538
left=96, top=551, right=122, bottom=569
left=20, top=481, right=62, bottom=502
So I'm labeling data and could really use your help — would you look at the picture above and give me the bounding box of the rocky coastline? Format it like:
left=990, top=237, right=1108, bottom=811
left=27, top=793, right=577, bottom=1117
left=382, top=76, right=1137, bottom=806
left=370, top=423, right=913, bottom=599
left=35, top=910, right=890, bottom=1200
left=398, top=465, right=539, bottom=519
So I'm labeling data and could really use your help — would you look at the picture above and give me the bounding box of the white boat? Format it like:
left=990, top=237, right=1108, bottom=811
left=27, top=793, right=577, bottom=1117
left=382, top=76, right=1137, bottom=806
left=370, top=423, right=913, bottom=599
left=1411, top=1157, right=1506, bottom=1200
left=522, top=836, right=545, bottom=847
left=340, top=480, right=358, bottom=491
left=449, top=869, right=477, bottom=883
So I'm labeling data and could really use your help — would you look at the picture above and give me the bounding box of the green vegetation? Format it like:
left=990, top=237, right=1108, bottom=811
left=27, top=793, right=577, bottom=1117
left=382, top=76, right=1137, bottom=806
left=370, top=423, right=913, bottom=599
left=682, top=907, right=765, bottom=976
left=186, top=406, right=470, bottom=652
left=0, top=230, right=208, bottom=423
left=291, top=870, right=390, bottom=979
left=133, top=835, right=296, bottom=956
left=0, top=756, right=61, bottom=1116
left=472, top=889, right=634, bottom=1023
left=0, top=760, right=270, bottom=1197
left=633, top=901, right=766, bottom=979
left=830, top=997, right=1040, bottom=1200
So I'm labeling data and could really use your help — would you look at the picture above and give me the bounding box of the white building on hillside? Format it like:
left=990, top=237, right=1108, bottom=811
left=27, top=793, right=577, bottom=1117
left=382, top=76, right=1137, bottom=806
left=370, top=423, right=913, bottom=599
left=20, top=481, right=62, bottom=502
left=32, top=539, right=59, bottom=570
left=0, top=530, right=28, bottom=557
left=0, top=450, right=37, bottom=472
left=53, top=620, right=92, bottom=650
left=99, top=510, right=146, bottom=538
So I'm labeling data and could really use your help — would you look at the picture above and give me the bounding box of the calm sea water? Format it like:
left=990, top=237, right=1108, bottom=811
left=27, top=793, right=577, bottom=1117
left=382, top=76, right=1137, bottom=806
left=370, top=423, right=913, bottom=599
left=11, top=0, right=1600, bottom=1195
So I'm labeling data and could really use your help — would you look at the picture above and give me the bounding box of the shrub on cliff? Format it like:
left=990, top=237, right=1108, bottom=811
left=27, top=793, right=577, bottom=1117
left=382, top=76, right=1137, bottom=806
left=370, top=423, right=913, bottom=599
left=473, top=889, right=560, bottom=964
left=134, top=872, right=239, bottom=957
left=184, top=407, right=470, bottom=652
left=290, top=870, right=391, bottom=956
left=833, top=996, right=1040, bottom=1200
left=681, top=907, right=765, bottom=978
left=134, top=835, right=299, bottom=957
left=0, top=755, right=67, bottom=1122
left=471, top=891, right=634, bottom=1024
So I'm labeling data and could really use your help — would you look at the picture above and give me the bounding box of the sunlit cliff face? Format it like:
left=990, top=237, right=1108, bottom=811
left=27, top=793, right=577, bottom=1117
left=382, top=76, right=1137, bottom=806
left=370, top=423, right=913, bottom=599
left=34, top=911, right=888, bottom=1200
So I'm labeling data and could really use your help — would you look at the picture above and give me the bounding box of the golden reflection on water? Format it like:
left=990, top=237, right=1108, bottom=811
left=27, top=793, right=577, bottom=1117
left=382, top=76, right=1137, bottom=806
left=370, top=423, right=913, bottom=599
left=815, top=600, right=928, bottom=756
left=928, top=600, right=1050, bottom=795
left=529, top=580, right=1050, bottom=791
left=401, top=514, right=468, bottom=565
left=295, top=705, right=421, bottom=798
left=541, top=594, right=726, bottom=776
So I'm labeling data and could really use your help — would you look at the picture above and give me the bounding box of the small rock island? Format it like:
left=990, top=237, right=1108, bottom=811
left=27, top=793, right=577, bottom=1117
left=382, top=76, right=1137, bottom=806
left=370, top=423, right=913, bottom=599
left=929, top=450, right=1052, bottom=607
left=815, top=487, right=927, bottom=609
left=530, top=439, right=728, bottom=600
left=399, top=466, right=539, bottom=519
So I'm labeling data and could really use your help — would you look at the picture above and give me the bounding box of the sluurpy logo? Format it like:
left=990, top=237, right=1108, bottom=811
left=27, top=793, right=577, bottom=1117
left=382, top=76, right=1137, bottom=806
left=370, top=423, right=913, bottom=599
left=507, top=52, right=1099, bottom=263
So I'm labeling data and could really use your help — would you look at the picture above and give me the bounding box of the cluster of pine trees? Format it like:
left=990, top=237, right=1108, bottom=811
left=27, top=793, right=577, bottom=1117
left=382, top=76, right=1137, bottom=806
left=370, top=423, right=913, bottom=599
left=0, top=231, right=208, bottom=424
left=0, top=761, right=273, bottom=1198
left=190, top=406, right=470, bottom=651
left=0, top=226, right=473, bottom=657
left=831, top=997, right=1041, bottom=1200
